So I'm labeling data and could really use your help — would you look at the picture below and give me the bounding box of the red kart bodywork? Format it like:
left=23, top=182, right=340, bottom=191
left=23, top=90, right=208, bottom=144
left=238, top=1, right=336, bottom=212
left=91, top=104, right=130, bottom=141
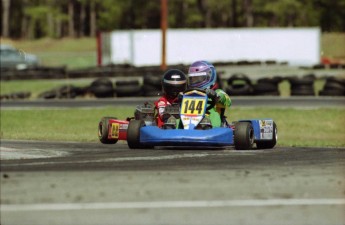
left=107, top=118, right=129, bottom=141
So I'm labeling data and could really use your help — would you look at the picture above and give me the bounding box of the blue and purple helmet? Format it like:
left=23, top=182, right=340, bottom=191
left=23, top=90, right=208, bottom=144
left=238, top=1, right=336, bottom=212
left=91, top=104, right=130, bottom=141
left=188, top=60, right=217, bottom=89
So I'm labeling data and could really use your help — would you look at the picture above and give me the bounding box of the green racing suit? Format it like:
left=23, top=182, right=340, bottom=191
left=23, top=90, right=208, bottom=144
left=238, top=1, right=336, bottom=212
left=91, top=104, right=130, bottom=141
left=208, top=89, right=232, bottom=127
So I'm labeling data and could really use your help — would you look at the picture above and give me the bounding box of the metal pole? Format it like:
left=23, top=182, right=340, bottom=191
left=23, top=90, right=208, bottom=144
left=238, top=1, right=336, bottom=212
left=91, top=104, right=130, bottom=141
left=161, top=0, right=167, bottom=71
left=96, top=31, right=102, bottom=66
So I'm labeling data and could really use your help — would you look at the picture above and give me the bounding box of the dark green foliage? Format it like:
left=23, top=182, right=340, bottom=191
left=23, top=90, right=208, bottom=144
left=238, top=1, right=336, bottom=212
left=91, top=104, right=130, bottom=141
left=1, top=0, right=344, bottom=39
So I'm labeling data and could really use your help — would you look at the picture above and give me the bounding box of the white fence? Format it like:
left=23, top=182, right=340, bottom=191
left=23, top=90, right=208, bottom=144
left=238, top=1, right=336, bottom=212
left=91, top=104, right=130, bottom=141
left=100, top=28, right=320, bottom=67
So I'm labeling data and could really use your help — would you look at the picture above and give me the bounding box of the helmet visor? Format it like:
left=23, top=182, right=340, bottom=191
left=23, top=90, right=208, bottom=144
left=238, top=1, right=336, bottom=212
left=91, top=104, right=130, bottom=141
left=188, top=72, right=208, bottom=87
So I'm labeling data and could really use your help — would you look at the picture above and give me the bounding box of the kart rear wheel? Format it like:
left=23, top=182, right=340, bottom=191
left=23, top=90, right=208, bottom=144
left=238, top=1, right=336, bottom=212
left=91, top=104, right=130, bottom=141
left=256, top=122, right=277, bottom=149
left=127, top=120, right=153, bottom=149
left=98, top=117, right=118, bottom=144
left=234, top=122, right=254, bottom=150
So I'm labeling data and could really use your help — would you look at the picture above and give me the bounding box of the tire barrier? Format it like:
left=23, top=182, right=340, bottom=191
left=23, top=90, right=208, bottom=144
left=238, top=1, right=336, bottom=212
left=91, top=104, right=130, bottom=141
left=115, top=80, right=142, bottom=97
left=38, top=85, right=88, bottom=99
left=225, top=73, right=253, bottom=96
left=217, top=72, right=224, bottom=89
left=0, top=66, right=67, bottom=80
left=142, top=74, right=162, bottom=96
left=0, top=91, right=31, bottom=100
left=288, top=75, right=315, bottom=96
left=89, top=78, right=114, bottom=98
left=252, top=77, right=282, bottom=96
left=3, top=74, right=345, bottom=101
left=319, top=77, right=345, bottom=96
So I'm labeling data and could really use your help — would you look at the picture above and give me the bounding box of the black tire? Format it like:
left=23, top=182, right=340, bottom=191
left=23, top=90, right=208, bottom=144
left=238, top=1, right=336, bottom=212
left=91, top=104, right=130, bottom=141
left=90, top=85, right=115, bottom=98
left=256, top=122, right=277, bottom=149
left=38, top=90, right=57, bottom=99
left=319, top=89, right=345, bottom=96
left=142, top=86, right=162, bottom=96
left=257, top=77, right=282, bottom=85
left=253, top=82, right=279, bottom=94
left=9, top=91, right=31, bottom=100
left=98, top=117, right=118, bottom=144
left=115, top=85, right=143, bottom=97
left=254, top=90, right=280, bottom=96
left=227, top=73, right=252, bottom=86
left=289, top=77, right=315, bottom=96
left=234, top=122, right=254, bottom=150
left=38, top=85, right=77, bottom=99
left=57, top=85, right=79, bottom=99
left=289, top=78, right=314, bottom=87
left=142, top=84, right=161, bottom=92
left=90, top=78, right=114, bottom=98
left=226, top=73, right=253, bottom=96
left=303, top=74, right=316, bottom=81
left=323, top=81, right=345, bottom=91
left=143, top=74, right=161, bottom=88
left=127, top=120, right=152, bottom=149
left=226, top=84, right=253, bottom=96
left=217, top=72, right=224, bottom=89
left=91, top=77, right=113, bottom=87
left=115, top=80, right=140, bottom=86
left=290, top=88, right=315, bottom=96
left=325, top=77, right=345, bottom=86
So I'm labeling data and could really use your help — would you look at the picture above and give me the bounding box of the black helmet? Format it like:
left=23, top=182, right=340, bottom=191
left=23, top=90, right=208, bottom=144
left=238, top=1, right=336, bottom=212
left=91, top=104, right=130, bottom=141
left=162, top=69, right=187, bottom=99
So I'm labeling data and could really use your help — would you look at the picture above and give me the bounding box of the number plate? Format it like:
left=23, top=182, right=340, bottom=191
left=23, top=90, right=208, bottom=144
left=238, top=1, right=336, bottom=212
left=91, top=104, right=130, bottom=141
left=181, top=96, right=206, bottom=116
left=111, top=123, right=119, bottom=138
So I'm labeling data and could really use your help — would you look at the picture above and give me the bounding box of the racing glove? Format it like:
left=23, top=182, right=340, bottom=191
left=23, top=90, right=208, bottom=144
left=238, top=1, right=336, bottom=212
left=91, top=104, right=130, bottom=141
left=206, top=89, right=219, bottom=102
left=176, top=92, right=184, bottom=102
left=162, top=112, right=171, bottom=122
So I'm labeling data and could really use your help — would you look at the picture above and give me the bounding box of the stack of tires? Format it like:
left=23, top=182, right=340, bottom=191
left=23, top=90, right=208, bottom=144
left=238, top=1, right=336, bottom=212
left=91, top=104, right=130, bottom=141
left=89, top=78, right=114, bottom=98
left=1, top=91, right=31, bottom=100
left=319, top=77, right=345, bottom=96
left=225, top=73, right=253, bottom=96
left=252, top=77, right=281, bottom=96
left=142, top=74, right=162, bottom=96
left=115, top=80, right=142, bottom=97
left=288, top=74, right=315, bottom=96
left=39, top=85, right=88, bottom=99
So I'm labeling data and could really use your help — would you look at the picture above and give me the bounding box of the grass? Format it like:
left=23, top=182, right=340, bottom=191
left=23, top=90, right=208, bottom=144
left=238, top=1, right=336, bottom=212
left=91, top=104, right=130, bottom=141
left=1, top=107, right=344, bottom=147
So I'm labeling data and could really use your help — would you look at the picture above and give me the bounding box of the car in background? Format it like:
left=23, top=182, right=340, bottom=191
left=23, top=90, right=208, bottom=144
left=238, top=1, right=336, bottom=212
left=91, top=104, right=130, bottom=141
left=0, top=44, right=39, bottom=70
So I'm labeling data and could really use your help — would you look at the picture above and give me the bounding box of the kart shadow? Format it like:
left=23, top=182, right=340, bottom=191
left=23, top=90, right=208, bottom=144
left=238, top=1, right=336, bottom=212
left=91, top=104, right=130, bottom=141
left=155, top=146, right=230, bottom=151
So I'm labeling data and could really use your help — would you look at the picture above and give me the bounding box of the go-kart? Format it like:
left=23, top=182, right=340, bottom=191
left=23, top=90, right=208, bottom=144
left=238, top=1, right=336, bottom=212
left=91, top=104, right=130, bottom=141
left=98, top=88, right=277, bottom=150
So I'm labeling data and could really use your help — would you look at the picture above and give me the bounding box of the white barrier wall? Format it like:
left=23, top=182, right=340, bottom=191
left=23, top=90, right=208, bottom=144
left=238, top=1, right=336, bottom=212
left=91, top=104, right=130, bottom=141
left=101, top=28, right=320, bottom=66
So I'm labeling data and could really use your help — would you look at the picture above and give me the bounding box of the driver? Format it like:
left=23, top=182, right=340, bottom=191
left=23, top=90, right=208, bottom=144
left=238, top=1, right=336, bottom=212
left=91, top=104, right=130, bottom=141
left=188, top=60, right=231, bottom=127
left=154, top=69, right=187, bottom=128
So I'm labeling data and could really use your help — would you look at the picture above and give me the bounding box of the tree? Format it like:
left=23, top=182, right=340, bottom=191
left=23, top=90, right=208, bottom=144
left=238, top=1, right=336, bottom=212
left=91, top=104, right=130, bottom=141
left=1, top=0, right=344, bottom=39
left=1, top=0, right=10, bottom=37
left=68, top=0, right=75, bottom=37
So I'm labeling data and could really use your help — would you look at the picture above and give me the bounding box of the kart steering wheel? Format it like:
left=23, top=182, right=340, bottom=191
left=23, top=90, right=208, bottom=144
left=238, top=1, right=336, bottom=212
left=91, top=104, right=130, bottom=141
left=183, top=87, right=217, bottom=111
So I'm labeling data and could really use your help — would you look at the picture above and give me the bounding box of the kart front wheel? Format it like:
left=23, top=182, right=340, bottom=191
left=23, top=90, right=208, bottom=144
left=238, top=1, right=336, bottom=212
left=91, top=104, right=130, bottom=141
left=256, top=122, right=277, bottom=149
left=98, top=117, right=118, bottom=144
left=234, top=122, right=254, bottom=150
left=127, top=120, right=153, bottom=149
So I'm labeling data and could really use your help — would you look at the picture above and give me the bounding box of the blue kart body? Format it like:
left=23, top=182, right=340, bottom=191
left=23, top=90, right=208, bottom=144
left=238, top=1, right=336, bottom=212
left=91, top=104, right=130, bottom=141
left=138, top=119, right=274, bottom=147
left=140, top=126, right=234, bottom=146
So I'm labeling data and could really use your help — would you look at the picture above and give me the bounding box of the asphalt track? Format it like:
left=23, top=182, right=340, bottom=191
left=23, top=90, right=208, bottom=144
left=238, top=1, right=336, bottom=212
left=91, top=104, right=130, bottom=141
left=1, top=140, right=345, bottom=225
